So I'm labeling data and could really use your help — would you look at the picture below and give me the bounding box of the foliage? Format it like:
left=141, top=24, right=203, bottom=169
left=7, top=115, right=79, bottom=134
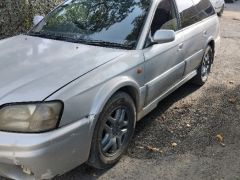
left=33, top=0, right=150, bottom=47
left=47, top=0, right=136, bottom=32
left=0, top=0, right=63, bottom=39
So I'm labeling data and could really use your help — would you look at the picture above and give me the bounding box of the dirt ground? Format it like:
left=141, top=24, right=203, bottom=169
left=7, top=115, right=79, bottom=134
left=0, top=2, right=239, bottom=180
left=57, top=2, right=240, bottom=180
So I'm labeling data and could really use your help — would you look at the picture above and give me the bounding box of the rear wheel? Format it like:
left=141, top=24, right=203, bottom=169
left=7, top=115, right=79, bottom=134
left=88, top=92, right=136, bottom=169
left=192, top=46, right=214, bottom=86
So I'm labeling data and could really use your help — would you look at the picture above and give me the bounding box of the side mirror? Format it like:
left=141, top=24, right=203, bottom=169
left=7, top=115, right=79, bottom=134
left=33, top=15, right=44, bottom=26
left=153, top=30, right=175, bottom=44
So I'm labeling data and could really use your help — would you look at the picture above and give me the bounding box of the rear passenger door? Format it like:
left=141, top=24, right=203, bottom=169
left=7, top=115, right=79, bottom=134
left=175, top=0, right=214, bottom=76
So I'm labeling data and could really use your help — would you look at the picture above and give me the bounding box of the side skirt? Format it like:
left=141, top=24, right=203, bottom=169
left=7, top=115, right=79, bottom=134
left=137, top=70, right=197, bottom=121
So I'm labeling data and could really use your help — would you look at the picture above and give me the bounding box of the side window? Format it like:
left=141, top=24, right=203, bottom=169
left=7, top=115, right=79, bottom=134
left=175, top=0, right=200, bottom=28
left=151, top=0, right=178, bottom=36
left=192, top=0, right=215, bottom=20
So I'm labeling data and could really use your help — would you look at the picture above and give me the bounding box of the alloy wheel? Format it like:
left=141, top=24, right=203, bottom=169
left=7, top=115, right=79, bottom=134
left=201, top=50, right=212, bottom=82
left=100, top=107, right=129, bottom=157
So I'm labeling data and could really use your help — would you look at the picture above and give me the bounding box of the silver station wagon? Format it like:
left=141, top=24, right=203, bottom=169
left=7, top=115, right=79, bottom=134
left=0, top=0, right=220, bottom=179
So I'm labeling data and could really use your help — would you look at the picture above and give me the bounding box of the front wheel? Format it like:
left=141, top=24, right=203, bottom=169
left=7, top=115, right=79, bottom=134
left=192, top=46, right=214, bottom=86
left=88, top=92, right=136, bottom=169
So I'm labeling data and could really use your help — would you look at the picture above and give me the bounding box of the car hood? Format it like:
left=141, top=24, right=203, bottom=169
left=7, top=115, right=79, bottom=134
left=0, top=35, right=126, bottom=104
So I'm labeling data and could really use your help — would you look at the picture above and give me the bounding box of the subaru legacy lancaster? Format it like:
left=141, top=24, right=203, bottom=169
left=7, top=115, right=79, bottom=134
left=0, top=0, right=220, bottom=179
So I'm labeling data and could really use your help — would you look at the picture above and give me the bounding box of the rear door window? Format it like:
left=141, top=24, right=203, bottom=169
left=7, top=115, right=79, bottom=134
left=175, top=0, right=200, bottom=28
left=192, top=0, right=215, bottom=20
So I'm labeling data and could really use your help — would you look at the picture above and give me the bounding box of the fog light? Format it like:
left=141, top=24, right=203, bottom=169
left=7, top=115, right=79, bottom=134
left=21, top=165, right=32, bottom=175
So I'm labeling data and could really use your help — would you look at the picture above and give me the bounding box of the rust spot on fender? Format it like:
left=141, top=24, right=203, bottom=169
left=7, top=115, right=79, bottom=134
left=137, top=68, right=143, bottom=74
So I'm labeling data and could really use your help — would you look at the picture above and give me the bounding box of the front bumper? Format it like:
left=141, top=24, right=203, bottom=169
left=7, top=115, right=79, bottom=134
left=0, top=116, right=93, bottom=180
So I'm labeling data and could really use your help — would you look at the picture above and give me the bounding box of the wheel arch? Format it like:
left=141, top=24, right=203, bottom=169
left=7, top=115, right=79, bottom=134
left=87, top=77, right=141, bottom=163
left=87, top=77, right=141, bottom=167
left=208, top=40, right=215, bottom=54
left=90, top=76, right=142, bottom=119
left=205, top=38, right=215, bottom=63
left=117, top=86, right=139, bottom=109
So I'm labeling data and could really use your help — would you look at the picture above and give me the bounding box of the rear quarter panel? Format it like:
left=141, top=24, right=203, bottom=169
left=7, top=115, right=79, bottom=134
left=202, top=15, right=220, bottom=52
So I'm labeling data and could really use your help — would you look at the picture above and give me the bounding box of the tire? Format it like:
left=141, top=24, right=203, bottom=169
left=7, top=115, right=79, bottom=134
left=217, top=5, right=224, bottom=17
left=192, top=46, right=214, bottom=86
left=88, top=92, right=136, bottom=169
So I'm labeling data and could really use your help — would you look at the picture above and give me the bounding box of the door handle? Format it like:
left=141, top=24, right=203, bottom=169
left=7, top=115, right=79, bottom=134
left=203, top=30, right=207, bottom=36
left=178, top=43, right=184, bottom=51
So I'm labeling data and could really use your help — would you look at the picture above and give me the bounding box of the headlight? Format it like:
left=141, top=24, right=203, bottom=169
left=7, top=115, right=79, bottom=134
left=0, top=101, right=63, bottom=133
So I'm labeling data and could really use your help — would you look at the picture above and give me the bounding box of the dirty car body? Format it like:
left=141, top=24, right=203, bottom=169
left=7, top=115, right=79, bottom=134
left=0, top=0, right=220, bottom=179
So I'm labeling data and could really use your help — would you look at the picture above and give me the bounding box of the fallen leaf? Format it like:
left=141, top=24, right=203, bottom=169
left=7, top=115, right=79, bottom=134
left=168, top=128, right=174, bottom=133
left=216, top=134, right=224, bottom=142
left=146, top=146, right=161, bottom=152
left=220, top=143, right=226, bottom=147
left=136, top=146, right=144, bottom=150
left=229, top=98, right=237, bottom=104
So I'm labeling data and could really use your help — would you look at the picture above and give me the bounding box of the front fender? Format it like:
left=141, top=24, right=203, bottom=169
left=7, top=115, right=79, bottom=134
left=47, top=50, right=145, bottom=127
left=90, top=76, right=141, bottom=117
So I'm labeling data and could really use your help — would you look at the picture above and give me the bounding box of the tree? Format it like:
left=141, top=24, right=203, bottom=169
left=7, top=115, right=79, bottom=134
left=0, top=0, right=63, bottom=39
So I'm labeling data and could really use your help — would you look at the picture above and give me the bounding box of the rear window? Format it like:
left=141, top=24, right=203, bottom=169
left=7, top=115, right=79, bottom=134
left=175, top=0, right=200, bottom=28
left=175, top=0, right=215, bottom=29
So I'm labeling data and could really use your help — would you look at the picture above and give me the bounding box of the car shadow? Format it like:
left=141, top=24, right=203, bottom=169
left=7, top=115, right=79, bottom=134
left=55, top=82, right=201, bottom=180
left=134, top=83, right=201, bottom=137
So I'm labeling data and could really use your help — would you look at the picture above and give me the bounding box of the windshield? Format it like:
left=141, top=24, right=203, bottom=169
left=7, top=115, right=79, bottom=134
left=29, top=0, right=151, bottom=49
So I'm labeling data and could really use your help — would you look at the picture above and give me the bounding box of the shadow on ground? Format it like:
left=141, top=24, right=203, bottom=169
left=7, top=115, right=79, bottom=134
left=56, top=83, right=240, bottom=179
left=57, top=83, right=240, bottom=179
left=56, top=82, right=201, bottom=179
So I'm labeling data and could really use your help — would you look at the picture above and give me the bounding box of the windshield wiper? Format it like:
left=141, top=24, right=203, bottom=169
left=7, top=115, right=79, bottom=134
left=28, top=31, right=53, bottom=39
left=28, top=32, right=133, bottom=50
left=28, top=31, right=77, bottom=42
left=74, top=39, right=133, bottom=50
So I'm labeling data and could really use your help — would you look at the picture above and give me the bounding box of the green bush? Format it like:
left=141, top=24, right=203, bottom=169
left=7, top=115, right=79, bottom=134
left=0, top=0, right=62, bottom=39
